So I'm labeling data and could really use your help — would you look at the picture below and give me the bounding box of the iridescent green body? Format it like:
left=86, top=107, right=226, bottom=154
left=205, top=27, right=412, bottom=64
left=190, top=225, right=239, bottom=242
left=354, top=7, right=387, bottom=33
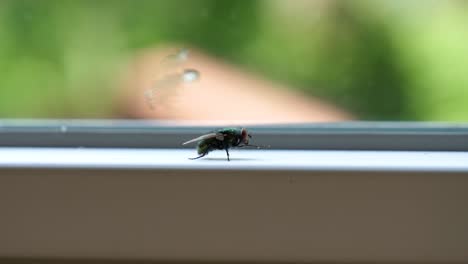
left=183, top=127, right=253, bottom=161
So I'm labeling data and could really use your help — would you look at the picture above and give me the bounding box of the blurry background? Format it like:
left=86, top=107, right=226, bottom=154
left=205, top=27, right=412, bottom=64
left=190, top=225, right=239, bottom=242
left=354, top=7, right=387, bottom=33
left=0, top=0, right=467, bottom=122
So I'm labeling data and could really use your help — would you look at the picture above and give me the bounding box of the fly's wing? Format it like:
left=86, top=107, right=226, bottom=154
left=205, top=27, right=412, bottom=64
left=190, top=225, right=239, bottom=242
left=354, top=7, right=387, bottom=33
left=182, top=132, right=224, bottom=145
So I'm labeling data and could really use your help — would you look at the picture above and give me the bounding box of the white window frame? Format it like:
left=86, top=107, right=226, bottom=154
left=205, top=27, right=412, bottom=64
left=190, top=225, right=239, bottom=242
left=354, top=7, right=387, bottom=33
left=1, top=119, right=468, bottom=263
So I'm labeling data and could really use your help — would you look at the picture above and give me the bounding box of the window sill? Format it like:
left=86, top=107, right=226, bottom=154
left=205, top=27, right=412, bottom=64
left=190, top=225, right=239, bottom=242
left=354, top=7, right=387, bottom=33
left=1, top=147, right=468, bottom=263
left=1, top=120, right=468, bottom=263
left=0, top=147, right=467, bottom=173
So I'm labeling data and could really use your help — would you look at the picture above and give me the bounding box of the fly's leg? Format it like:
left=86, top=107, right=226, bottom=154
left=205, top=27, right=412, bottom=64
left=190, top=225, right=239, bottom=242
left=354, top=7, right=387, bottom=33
left=225, top=148, right=230, bottom=161
left=189, top=153, right=206, bottom=160
left=222, top=141, right=230, bottom=161
left=237, top=144, right=261, bottom=149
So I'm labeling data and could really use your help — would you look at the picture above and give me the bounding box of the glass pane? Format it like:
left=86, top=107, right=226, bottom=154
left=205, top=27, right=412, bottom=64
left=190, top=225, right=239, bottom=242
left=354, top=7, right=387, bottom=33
left=0, top=0, right=467, bottom=124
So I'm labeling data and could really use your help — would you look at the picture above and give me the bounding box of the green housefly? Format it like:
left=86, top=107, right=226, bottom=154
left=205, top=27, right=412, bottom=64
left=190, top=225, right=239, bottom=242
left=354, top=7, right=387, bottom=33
left=182, top=127, right=260, bottom=161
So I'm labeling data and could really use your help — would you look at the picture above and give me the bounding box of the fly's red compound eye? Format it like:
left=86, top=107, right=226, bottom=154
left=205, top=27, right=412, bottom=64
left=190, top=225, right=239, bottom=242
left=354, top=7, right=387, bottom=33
left=241, top=128, right=249, bottom=143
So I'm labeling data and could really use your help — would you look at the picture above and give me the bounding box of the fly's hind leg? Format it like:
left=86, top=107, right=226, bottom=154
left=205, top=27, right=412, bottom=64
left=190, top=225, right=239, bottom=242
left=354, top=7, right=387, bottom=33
left=189, top=153, right=206, bottom=160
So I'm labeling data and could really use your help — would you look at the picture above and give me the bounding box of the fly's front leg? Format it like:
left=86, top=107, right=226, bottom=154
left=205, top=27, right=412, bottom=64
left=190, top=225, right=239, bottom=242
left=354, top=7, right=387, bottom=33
left=237, top=144, right=261, bottom=149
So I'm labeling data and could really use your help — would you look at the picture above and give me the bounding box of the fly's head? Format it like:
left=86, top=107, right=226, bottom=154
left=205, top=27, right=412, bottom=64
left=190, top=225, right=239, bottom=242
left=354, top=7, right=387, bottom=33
left=241, top=128, right=251, bottom=145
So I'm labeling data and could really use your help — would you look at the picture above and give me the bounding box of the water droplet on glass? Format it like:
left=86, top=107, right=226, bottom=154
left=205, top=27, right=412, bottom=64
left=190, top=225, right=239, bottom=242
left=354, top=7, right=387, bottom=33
left=161, top=48, right=190, bottom=65
left=144, top=89, right=155, bottom=109
left=145, top=48, right=199, bottom=110
left=176, top=48, right=189, bottom=61
left=182, top=69, right=200, bottom=82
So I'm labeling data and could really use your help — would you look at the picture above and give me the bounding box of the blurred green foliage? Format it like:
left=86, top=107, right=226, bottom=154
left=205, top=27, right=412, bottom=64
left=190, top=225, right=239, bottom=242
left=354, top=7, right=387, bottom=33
left=0, top=0, right=467, bottom=120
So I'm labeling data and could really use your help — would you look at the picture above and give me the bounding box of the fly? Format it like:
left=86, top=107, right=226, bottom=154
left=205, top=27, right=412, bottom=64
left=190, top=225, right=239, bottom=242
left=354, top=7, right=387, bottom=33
left=182, top=127, right=262, bottom=161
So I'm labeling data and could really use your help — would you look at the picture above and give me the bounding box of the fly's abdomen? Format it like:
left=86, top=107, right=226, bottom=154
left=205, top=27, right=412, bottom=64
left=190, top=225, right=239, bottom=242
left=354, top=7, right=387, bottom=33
left=197, top=141, right=211, bottom=155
